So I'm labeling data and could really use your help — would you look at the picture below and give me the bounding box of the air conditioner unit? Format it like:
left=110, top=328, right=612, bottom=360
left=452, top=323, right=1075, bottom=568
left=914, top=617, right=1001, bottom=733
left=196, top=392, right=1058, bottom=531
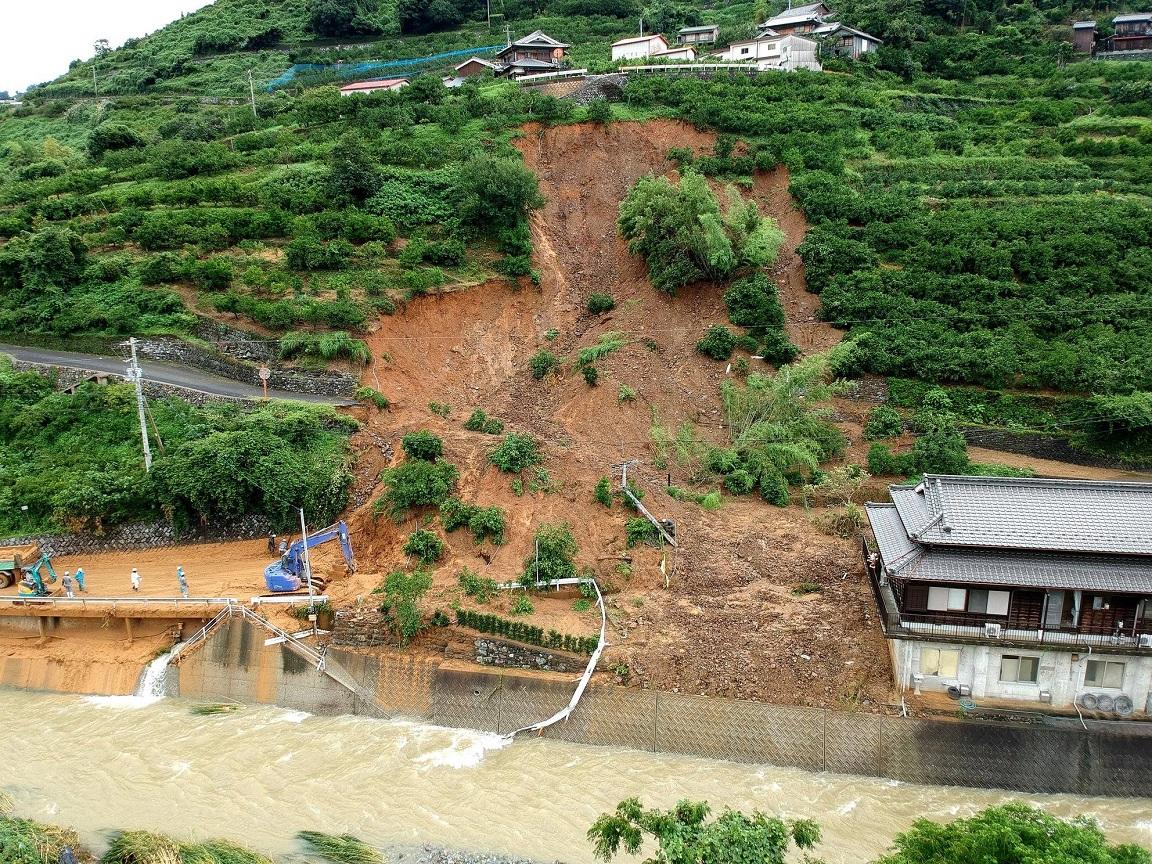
left=984, top=622, right=1002, bottom=638
left=1139, top=634, right=1152, bottom=648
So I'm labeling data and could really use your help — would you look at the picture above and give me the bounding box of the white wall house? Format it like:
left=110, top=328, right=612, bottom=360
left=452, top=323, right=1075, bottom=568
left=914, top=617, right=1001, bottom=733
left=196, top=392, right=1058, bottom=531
left=339, top=79, right=409, bottom=96
left=718, top=34, right=821, bottom=71
left=651, top=46, right=697, bottom=61
left=611, top=34, right=670, bottom=61
left=866, top=475, right=1152, bottom=717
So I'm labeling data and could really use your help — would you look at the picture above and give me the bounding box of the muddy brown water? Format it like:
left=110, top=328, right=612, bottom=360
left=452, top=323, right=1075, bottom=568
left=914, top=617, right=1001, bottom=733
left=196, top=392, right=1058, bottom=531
left=3, top=689, right=1150, bottom=862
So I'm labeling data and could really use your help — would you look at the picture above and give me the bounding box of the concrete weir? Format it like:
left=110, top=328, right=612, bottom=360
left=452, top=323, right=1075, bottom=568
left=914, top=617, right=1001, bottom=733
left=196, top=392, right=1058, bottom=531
left=171, top=618, right=1152, bottom=798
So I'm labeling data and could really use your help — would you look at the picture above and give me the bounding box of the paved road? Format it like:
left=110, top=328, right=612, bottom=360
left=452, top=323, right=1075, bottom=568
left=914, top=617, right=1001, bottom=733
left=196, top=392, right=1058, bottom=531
left=0, top=343, right=354, bottom=405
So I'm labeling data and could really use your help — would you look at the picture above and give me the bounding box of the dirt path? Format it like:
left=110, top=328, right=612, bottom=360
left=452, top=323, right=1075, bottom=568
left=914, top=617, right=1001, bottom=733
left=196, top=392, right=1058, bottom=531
left=968, top=447, right=1152, bottom=481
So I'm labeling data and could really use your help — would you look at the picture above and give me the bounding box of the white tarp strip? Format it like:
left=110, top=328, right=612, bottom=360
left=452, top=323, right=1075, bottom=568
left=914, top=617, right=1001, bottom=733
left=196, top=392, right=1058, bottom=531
left=504, top=578, right=607, bottom=739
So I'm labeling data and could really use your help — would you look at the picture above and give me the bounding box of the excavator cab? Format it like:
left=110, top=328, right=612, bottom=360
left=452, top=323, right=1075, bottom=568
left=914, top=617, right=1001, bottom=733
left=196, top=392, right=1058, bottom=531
left=263, top=521, right=354, bottom=593
left=17, top=577, right=48, bottom=597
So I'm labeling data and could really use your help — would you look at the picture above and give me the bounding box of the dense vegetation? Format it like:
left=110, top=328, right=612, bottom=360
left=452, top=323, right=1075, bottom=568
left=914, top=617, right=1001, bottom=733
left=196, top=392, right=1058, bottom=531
left=587, top=799, right=1150, bottom=863
left=0, top=360, right=354, bottom=535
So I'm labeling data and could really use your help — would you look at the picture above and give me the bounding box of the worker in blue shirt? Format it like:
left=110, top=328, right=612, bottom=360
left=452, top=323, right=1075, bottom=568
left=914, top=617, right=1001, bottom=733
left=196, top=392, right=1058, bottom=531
left=176, top=566, right=189, bottom=598
left=74, top=567, right=86, bottom=592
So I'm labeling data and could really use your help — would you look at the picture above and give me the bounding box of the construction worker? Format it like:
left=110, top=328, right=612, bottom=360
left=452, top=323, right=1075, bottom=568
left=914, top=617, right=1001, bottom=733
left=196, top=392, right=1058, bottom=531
left=74, top=567, right=86, bottom=592
left=61, top=572, right=74, bottom=598
left=278, top=538, right=288, bottom=557
left=130, top=568, right=141, bottom=592
left=268, top=533, right=276, bottom=554
left=177, top=566, right=189, bottom=598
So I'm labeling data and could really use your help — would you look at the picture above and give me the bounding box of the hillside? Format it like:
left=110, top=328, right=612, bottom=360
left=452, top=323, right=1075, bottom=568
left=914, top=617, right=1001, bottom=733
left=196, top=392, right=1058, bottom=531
left=1, top=0, right=1152, bottom=701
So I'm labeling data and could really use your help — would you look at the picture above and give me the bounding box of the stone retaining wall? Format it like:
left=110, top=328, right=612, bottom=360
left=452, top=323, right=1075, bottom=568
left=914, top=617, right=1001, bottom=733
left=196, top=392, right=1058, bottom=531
left=194, top=319, right=277, bottom=362
left=961, top=427, right=1152, bottom=470
left=456, top=638, right=586, bottom=673
left=11, top=361, right=259, bottom=406
left=332, top=608, right=391, bottom=648
left=0, top=513, right=272, bottom=557
left=130, top=337, right=358, bottom=397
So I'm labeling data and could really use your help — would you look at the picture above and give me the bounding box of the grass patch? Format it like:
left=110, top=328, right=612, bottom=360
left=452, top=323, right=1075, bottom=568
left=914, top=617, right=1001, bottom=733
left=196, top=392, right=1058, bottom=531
left=296, top=832, right=383, bottom=864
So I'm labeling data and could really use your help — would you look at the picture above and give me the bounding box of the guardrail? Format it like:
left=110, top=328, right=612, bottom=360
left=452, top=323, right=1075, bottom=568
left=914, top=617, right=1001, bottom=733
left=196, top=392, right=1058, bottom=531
left=0, top=595, right=237, bottom=608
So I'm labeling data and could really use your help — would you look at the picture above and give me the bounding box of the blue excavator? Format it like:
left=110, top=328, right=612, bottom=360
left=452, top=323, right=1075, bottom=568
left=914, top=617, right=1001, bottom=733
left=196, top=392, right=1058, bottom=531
left=18, top=553, right=58, bottom=596
left=264, top=521, right=355, bottom=593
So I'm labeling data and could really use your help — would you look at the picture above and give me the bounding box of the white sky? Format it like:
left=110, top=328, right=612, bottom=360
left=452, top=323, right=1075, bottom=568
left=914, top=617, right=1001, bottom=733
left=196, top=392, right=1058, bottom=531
left=0, top=1, right=215, bottom=95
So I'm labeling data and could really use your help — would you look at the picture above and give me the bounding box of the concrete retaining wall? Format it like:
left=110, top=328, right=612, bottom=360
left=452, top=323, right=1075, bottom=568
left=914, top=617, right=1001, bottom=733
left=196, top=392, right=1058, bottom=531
left=175, top=620, right=1152, bottom=796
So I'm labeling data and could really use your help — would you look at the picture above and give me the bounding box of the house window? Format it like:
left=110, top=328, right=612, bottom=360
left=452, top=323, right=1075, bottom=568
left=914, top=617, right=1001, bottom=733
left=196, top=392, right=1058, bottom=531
left=967, top=589, right=1010, bottom=616
left=920, top=648, right=959, bottom=678
left=1000, top=654, right=1039, bottom=684
left=927, top=586, right=967, bottom=612
left=741, top=47, right=750, bottom=54
left=1085, top=659, right=1125, bottom=688
left=840, top=36, right=853, bottom=47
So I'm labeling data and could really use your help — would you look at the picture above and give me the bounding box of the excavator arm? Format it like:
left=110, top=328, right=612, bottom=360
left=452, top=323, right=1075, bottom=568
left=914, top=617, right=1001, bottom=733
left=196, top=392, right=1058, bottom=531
left=264, top=521, right=355, bottom=593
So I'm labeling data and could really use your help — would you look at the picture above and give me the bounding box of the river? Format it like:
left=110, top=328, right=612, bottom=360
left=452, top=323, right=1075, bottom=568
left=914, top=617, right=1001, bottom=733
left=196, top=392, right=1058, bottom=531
left=2, top=689, right=1150, bottom=862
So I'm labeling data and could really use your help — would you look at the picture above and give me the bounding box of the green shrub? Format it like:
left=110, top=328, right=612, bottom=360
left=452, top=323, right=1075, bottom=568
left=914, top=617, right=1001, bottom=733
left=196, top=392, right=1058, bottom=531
left=511, top=593, right=535, bottom=616
left=758, top=470, right=790, bottom=506
left=458, top=567, right=497, bottom=603
left=865, top=406, right=904, bottom=440
left=402, top=430, right=443, bottom=461
left=587, top=292, right=616, bottom=314
left=586, top=99, right=612, bottom=125
left=522, top=522, right=578, bottom=587
left=428, top=401, right=451, bottom=418
left=403, top=528, right=445, bottom=564
left=440, top=497, right=477, bottom=532
left=581, top=364, right=599, bottom=386
left=618, top=384, right=637, bottom=402
left=279, top=332, right=371, bottom=365
left=697, top=325, right=737, bottom=361
left=375, top=459, right=458, bottom=519
left=464, top=409, right=504, bottom=435
left=867, top=442, right=916, bottom=476
left=594, top=476, right=613, bottom=508
left=372, top=570, right=434, bottom=646
left=354, top=387, right=389, bottom=410
left=572, top=598, right=592, bottom=612
left=454, top=609, right=598, bottom=655
left=468, top=505, right=507, bottom=545
left=618, top=172, right=785, bottom=294
left=489, top=433, right=542, bottom=473
left=577, top=332, right=627, bottom=366
left=626, top=517, right=661, bottom=548
left=529, top=349, right=560, bottom=379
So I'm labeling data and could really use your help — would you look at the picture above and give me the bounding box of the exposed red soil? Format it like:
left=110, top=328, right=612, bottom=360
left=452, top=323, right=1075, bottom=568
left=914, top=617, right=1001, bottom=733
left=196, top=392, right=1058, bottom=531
left=321, top=120, right=895, bottom=708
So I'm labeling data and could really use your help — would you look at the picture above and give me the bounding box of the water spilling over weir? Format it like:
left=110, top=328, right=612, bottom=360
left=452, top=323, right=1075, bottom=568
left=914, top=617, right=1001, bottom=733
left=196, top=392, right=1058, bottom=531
left=3, top=689, right=1150, bottom=863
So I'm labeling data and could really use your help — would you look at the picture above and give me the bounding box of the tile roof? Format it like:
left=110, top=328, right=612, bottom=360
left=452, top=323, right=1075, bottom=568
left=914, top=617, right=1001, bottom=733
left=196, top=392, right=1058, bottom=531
left=612, top=34, right=668, bottom=47
left=813, top=22, right=883, bottom=41
left=679, top=25, right=720, bottom=34
left=506, top=58, right=559, bottom=69
left=865, top=503, right=921, bottom=570
left=1072, top=20, right=1097, bottom=27
left=1113, top=13, right=1152, bottom=22
left=504, top=30, right=570, bottom=50
left=339, top=79, right=407, bottom=91
left=455, top=56, right=499, bottom=71
left=893, top=475, right=1152, bottom=555
left=897, top=548, right=1152, bottom=594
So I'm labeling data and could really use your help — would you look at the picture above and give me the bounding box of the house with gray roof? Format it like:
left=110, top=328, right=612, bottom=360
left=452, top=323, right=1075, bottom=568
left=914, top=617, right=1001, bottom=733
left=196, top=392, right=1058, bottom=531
left=865, top=475, right=1152, bottom=715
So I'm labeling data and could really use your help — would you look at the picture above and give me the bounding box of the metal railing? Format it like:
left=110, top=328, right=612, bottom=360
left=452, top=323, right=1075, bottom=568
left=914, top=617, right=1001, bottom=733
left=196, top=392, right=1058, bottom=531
left=0, top=594, right=236, bottom=609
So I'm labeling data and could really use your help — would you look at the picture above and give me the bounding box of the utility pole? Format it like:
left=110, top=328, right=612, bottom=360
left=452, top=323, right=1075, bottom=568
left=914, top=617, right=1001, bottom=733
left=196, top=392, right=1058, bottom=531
left=298, top=508, right=314, bottom=611
left=640, top=17, right=645, bottom=37
left=93, top=66, right=98, bottom=97
left=247, top=69, right=258, bottom=119
left=126, top=338, right=152, bottom=472
left=487, top=0, right=491, bottom=30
